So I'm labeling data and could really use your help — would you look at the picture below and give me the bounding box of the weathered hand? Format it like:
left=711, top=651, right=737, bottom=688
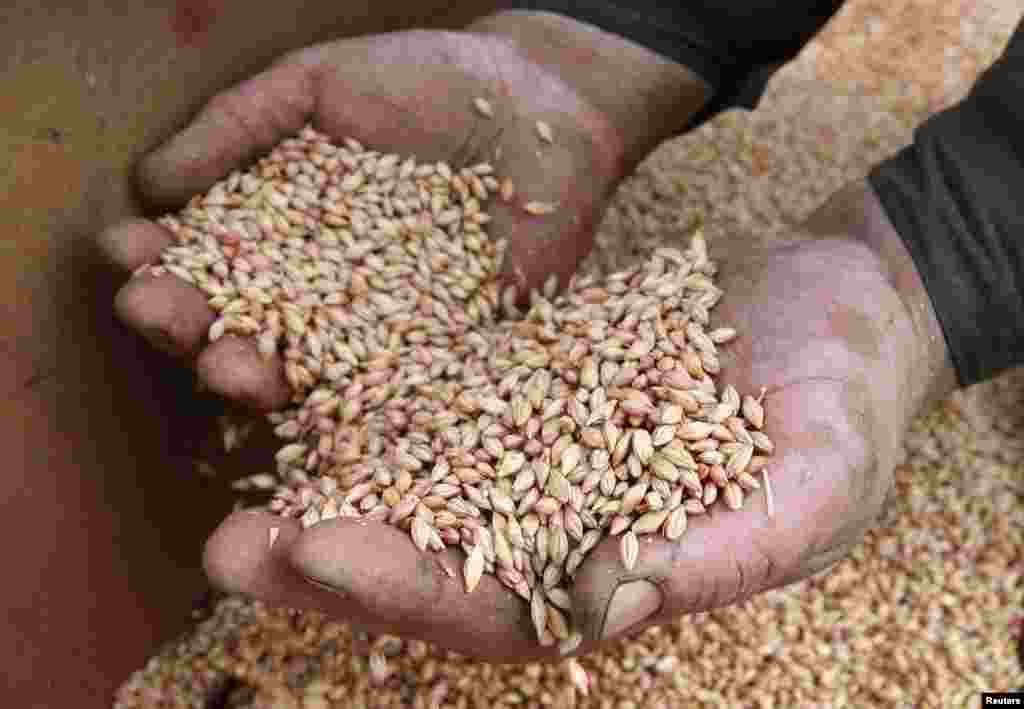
left=569, top=182, right=955, bottom=647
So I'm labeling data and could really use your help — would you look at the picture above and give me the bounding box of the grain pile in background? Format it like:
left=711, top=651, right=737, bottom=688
left=143, top=124, right=774, bottom=651
left=115, top=1, right=1021, bottom=706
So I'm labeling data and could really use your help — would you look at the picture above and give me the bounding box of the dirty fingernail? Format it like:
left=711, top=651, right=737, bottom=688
left=303, top=574, right=348, bottom=598
left=140, top=325, right=182, bottom=356
left=601, top=580, right=662, bottom=640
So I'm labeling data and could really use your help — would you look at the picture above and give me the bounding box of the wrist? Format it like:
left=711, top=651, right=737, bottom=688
left=802, top=179, right=958, bottom=410
left=467, top=9, right=712, bottom=170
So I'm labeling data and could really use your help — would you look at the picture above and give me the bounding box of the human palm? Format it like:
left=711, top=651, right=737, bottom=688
left=99, top=28, right=929, bottom=661
left=570, top=229, right=919, bottom=646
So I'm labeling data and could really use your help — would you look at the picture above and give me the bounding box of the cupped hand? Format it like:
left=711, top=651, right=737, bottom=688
left=97, top=24, right=632, bottom=660
left=570, top=194, right=945, bottom=648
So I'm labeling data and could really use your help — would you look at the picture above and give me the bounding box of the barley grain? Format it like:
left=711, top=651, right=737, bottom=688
left=546, top=603, right=570, bottom=640
left=723, top=482, right=743, bottom=510
left=523, top=201, right=557, bottom=216
left=632, top=509, right=669, bottom=535
left=558, top=631, right=582, bottom=656
left=708, top=327, right=737, bottom=344
left=411, top=518, right=432, bottom=552
left=620, top=531, right=639, bottom=571
left=565, top=659, right=589, bottom=696
left=535, top=121, right=554, bottom=144
left=464, top=544, right=485, bottom=593
left=664, top=506, right=687, bottom=540
left=499, top=177, right=515, bottom=202
left=742, top=394, right=765, bottom=429
left=725, top=443, right=754, bottom=477
left=530, top=588, right=548, bottom=641
left=472, top=97, right=494, bottom=118
left=751, top=430, right=775, bottom=454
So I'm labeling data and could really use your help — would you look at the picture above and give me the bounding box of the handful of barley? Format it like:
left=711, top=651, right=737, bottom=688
left=146, top=126, right=774, bottom=651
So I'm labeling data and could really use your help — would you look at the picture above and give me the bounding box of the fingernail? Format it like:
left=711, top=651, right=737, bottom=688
left=142, top=325, right=181, bottom=357
left=303, top=574, right=348, bottom=598
left=601, top=580, right=662, bottom=640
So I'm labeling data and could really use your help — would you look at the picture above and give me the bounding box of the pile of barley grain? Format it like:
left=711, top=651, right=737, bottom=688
left=145, top=123, right=774, bottom=654
left=115, top=2, right=1021, bottom=706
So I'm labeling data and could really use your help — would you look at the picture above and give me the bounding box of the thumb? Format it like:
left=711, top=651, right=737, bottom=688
left=569, top=532, right=666, bottom=644
left=570, top=381, right=888, bottom=644
left=287, top=517, right=544, bottom=661
left=570, top=493, right=781, bottom=645
left=137, top=51, right=319, bottom=208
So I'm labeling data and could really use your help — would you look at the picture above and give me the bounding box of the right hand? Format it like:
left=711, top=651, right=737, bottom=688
left=571, top=180, right=957, bottom=651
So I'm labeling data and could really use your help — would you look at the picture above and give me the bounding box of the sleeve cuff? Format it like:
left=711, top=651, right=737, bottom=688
left=867, top=19, right=1024, bottom=387
left=504, top=0, right=837, bottom=133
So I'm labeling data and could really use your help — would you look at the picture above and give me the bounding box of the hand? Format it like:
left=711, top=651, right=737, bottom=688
left=569, top=180, right=957, bottom=646
left=96, top=11, right=712, bottom=661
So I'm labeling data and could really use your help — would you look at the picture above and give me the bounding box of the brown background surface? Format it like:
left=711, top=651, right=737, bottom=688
left=0, top=2, right=496, bottom=705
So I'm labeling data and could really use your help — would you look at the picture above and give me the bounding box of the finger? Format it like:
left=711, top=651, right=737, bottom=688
left=202, top=510, right=327, bottom=608
left=195, top=336, right=292, bottom=411
left=571, top=379, right=875, bottom=645
left=138, top=55, right=318, bottom=208
left=114, top=274, right=214, bottom=358
left=493, top=199, right=601, bottom=302
left=489, top=126, right=612, bottom=302
left=114, top=266, right=292, bottom=409
left=96, top=218, right=174, bottom=274
left=288, top=518, right=551, bottom=661
left=570, top=500, right=778, bottom=645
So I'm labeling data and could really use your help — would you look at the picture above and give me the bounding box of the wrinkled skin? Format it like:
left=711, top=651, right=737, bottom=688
left=98, top=26, right=949, bottom=661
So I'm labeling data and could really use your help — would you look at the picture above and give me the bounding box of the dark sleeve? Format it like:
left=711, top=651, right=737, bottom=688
left=504, top=0, right=845, bottom=132
left=868, top=16, right=1024, bottom=388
